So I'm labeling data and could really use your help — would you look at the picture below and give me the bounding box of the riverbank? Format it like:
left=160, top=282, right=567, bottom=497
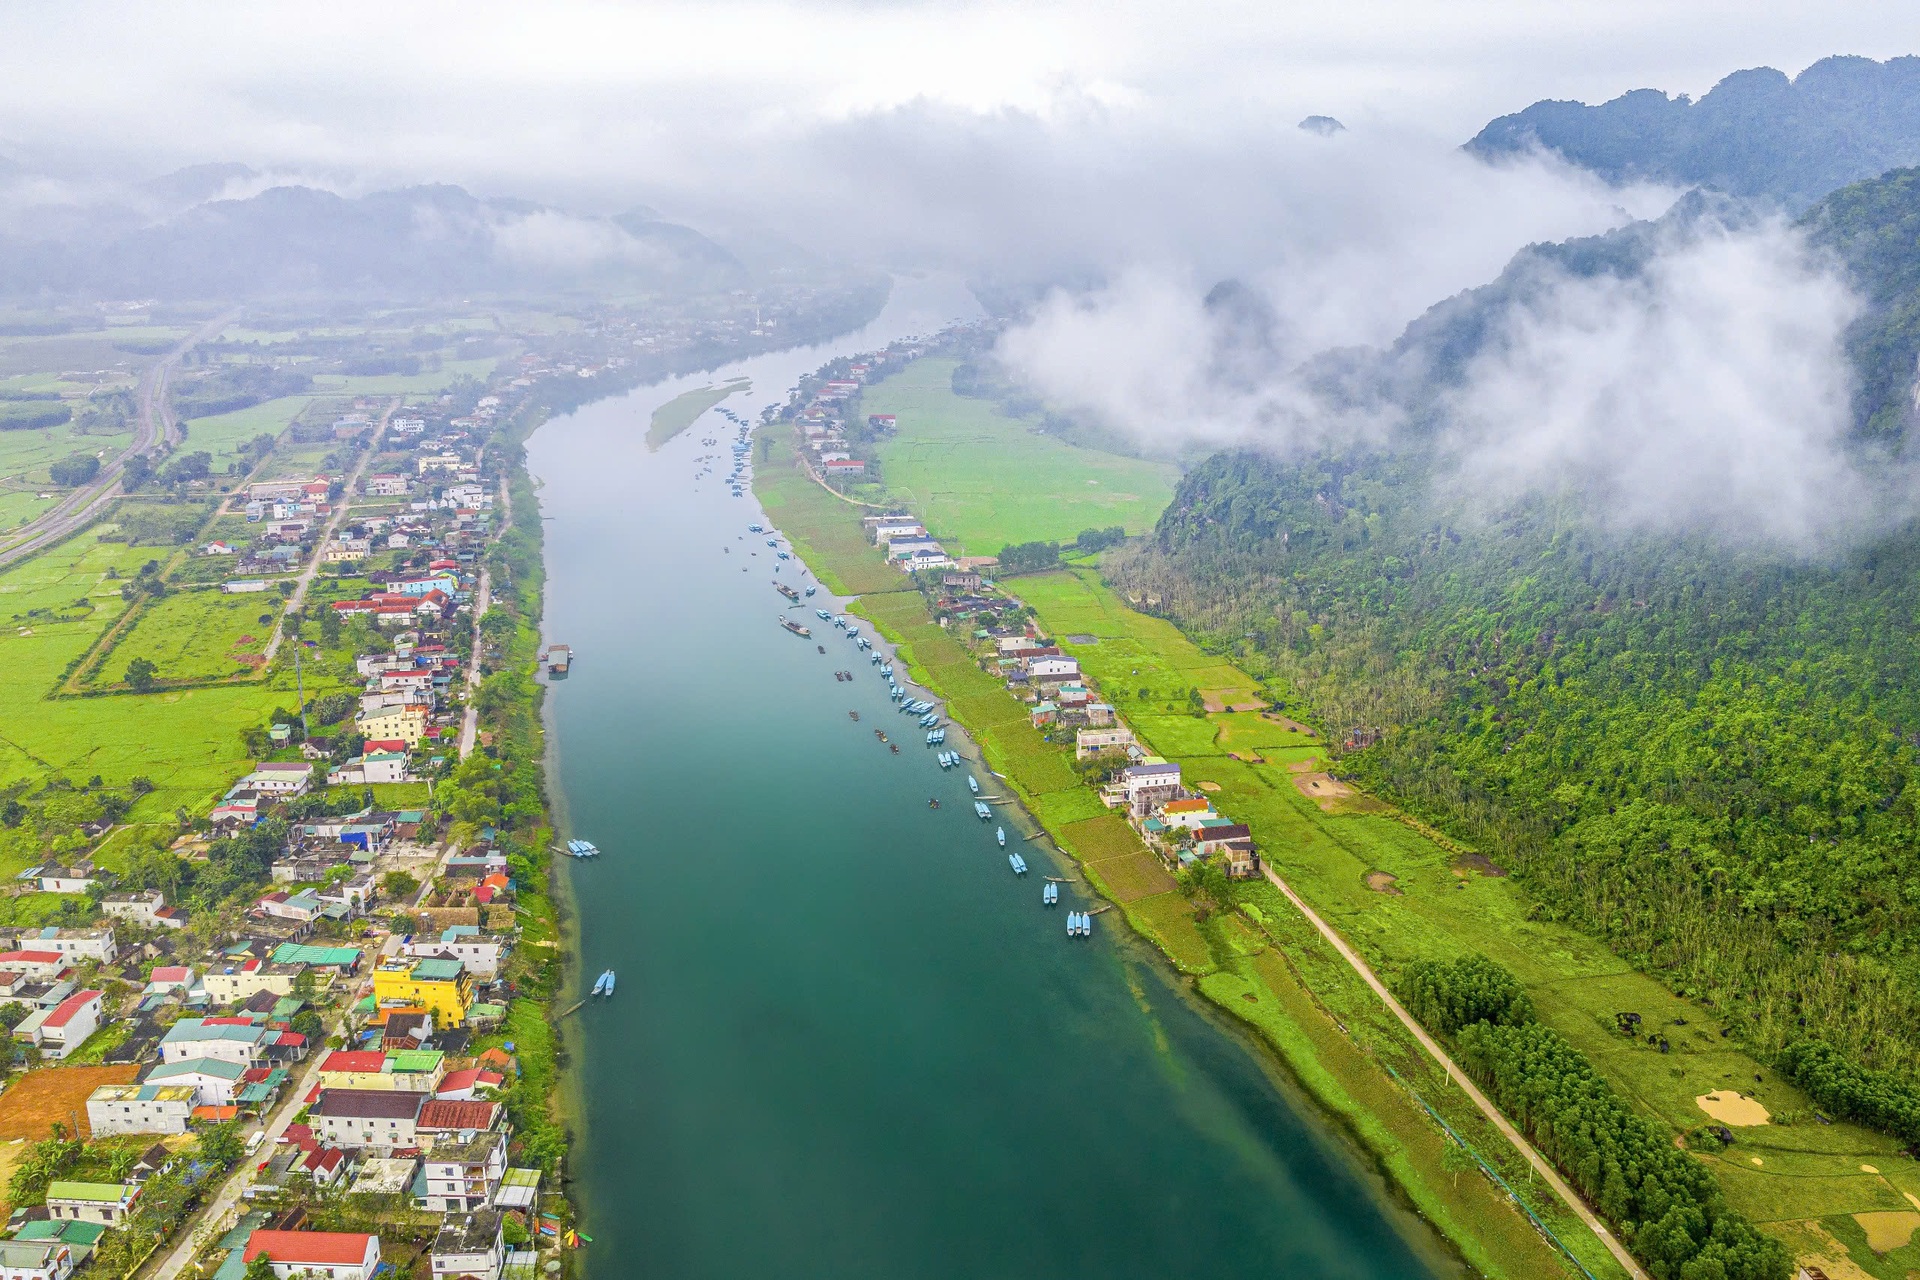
left=752, top=413, right=1619, bottom=1280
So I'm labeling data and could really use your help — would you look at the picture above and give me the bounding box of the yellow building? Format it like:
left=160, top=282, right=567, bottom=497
left=372, top=957, right=474, bottom=1027
left=356, top=706, right=427, bottom=747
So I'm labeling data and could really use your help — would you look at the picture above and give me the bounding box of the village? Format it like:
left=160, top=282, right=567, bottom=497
left=0, top=353, right=581, bottom=1280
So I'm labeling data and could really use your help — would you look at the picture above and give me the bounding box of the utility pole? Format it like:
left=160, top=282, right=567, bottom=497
left=295, top=646, right=308, bottom=737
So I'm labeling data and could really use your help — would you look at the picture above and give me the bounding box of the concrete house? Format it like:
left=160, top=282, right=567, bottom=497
left=0, top=1238, right=77, bottom=1280
left=418, top=1128, right=507, bottom=1213
left=430, top=1211, right=504, bottom=1280
left=311, top=1089, right=426, bottom=1151
left=16, top=990, right=103, bottom=1059
left=87, top=1083, right=198, bottom=1136
left=44, top=1181, right=137, bottom=1225
left=145, top=1057, right=247, bottom=1105
left=242, top=1231, right=382, bottom=1280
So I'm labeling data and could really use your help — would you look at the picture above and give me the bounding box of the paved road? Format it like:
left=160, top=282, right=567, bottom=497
left=0, top=309, right=239, bottom=569
left=457, top=564, right=490, bottom=759
left=1259, top=862, right=1649, bottom=1280
left=261, top=398, right=398, bottom=665
left=458, top=470, right=508, bottom=758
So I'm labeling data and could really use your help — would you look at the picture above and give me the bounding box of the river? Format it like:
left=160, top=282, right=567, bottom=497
left=526, top=276, right=1453, bottom=1280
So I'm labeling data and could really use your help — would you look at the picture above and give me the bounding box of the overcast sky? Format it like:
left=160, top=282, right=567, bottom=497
left=3, top=0, right=1919, bottom=211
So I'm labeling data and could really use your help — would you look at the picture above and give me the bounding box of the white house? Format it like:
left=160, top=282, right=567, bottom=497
left=44, top=1181, right=137, bottom=1225
left=39, top=928, right=116, bottom=963
left=241, top=762, right=313, bottom=795
left=144, top=1057, right=246, bottom=1105
left=312, top=1090, right=425, bottom=1150
left=418, top=1129, right=506, bottom=1213
left=0, top=949, right=67, bottom=979
left=431, top=1211, right=504, bottom=1280
left=87, top=1083, right=198, bottom=1136
left=36, top=867, right=97, bottom=894
left=242, top=1231, right=382, bottom=1280
left=405, top=931, right=505, bottom=980
left=0, top=1238, right=76, bottom=1280
left=101, top=891, right=168, bottom=927
left=160, top=1017, right=272, bottom=1066
left=20, top=990, right=103, bottom=1059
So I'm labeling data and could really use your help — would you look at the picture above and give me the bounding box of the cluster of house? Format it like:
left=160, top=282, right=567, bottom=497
left=863, top=513, right=961, bottom=574
left=31, top=855, right=530, bottom=1278
left=967, top=610, right=1263, bottom=881
left=788, top=341, right=922, bottom=484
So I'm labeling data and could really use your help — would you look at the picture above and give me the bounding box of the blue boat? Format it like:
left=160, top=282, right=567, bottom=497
left=766, top=539, right=777, bottom=547
left=1068, top=911, right=1081, bottom=935
left=1044, top=882, right=1058, bottom=906
left=816, top=609, right=831, bottom=619
left=974, top=800, right=992, bottom=820
left=805, top=586, right=816, bottom=596
left=748, top=524, right=763, bottom=533
left=997, top=827, right=1006, bottom=847
left=591, top=969, right=615, bottom=996
left=1009, top=853, right=1027, bottom=875
left=925, top=731, right=937, bottom=744
left=968, top=775, right=979, bottom=795
left=566, top=839, right=600, bottom=859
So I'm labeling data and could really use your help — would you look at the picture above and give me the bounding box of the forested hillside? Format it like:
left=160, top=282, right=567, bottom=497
left=1113, top=163, right=1920, bottom=1111
left=1467, top=55, right=1920, bottom=211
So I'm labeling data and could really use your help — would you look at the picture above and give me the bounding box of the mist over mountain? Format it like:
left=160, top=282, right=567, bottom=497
left=0, top=174, right=751, bottom=301
left=1468, top=54, right=1920, bottom=211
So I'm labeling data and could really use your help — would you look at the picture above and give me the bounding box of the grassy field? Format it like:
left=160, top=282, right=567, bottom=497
left=0, top=419, right=135, bottom=533
left=178, top=394, right=314, bottom=472
left=754, top=421, right=910, bottom=597
left=648, top=378, right=748, bottom=450
left=0, top=528, right=347, bottom=819
left=861, top=359, right=1178, bottom=556
left=92, top=587, right=279, bottom=684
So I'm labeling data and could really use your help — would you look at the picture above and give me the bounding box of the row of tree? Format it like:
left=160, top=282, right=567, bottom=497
left=1397, top=954, right=1790, bottom=1280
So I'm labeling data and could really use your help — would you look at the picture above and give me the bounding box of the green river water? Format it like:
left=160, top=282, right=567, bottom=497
left=528, top=277, right=1456, bottom=1279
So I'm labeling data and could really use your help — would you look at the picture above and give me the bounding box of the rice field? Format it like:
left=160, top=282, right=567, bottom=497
left=861, top=359, right=1179, bottom=556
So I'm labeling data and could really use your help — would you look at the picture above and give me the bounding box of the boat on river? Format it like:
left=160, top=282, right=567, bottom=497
left=817, top=609, right=831, bottom=619
left=775, top=582, right=800, bottom=601
left=805, top=586, right=816, bottom=596
left=974, top=800, right=992, bottom=820
left=779, top=617, right=812, bottom=637
left=566, top=839, right=600, bottom=859
left=1044, top=882, right=1058, bottom=907
left=591, top=969, right=616, bottom=997
left=968, top=775, right=979, bottom=794
left=997, top=827, right=1006, bottom=847
left=1009, top=852, right=1027, bottom=875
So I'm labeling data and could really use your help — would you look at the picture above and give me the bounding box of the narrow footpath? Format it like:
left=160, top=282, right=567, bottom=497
left=1259, top=863, right=1649, bottom=1280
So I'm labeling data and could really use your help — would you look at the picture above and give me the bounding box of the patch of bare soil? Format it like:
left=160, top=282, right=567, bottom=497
left=1365, top=871, right=1402, bottom=895
left=1695, top=1090, right=1771, bottom=1126
left=1293, top=772, right=1354, bottom=805
left=1854, top=1212, right=1920, bottom=1253
left=1449, top=852, right=1509, bottom=878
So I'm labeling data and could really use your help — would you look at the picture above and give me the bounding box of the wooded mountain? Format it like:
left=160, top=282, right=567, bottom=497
left=1468, top=55, right=1920, bottom=211
left=0, top=180, right=749, bottom=300
left=1115, top=161, right=1920, bottom=1119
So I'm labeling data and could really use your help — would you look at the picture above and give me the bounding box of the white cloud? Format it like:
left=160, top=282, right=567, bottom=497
left=1439, top=219, right=1879, bottom=548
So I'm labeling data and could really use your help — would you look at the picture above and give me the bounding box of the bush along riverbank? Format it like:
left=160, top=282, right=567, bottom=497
left=751, top=403, right=1621, bottom=1280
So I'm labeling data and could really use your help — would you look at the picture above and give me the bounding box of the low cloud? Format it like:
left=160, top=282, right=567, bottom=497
left=992, top=134, right=1671, bottom=455
left=1438, top=218, right=1879, bottom=549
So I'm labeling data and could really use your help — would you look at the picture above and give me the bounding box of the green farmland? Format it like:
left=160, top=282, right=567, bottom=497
left=648, top=378, right=749, bottom=450
left=858, top=359, right=1177, bottom=555
left=0, top=529, right=344, bottom=820
left=94, top=587, right=280, bottom=684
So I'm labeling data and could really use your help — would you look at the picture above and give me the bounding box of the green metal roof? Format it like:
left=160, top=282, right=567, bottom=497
left=272, top=943, right=363, bottom=967
left=46, top=1181, right=128, bottom=1203
left=410, top=958, right=464, bottom=981
left=388, top=1049, right=443, bottom=1072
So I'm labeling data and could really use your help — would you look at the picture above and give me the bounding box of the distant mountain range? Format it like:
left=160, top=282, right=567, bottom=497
left=0, top=168, right=751, bottom=300
left=1467, top=55, right=1920, bottom=210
